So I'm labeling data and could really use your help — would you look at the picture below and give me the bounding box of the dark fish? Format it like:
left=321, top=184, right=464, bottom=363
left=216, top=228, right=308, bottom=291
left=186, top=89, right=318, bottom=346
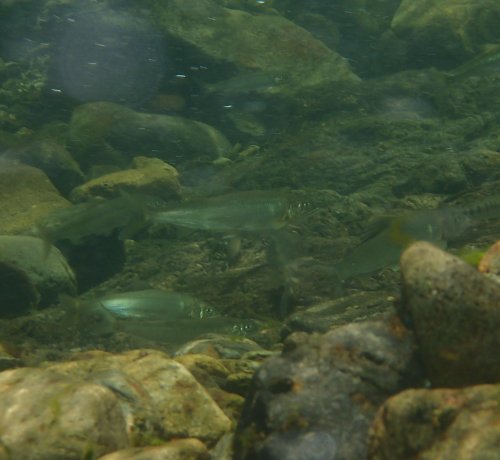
left=204, top=71, right=285, bottom=96
left=35, top=193, right=165, bottom=247
left=335, top=197, right=500, bottom=281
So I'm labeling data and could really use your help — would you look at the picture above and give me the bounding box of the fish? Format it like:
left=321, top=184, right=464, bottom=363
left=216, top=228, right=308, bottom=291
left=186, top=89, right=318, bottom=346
left=148, top=190, right=311, bottom=233
left=59, top=291, right=242, bottom=348
left=35, top=193, right=166, bottom=248
left=118, top=316, right=263, bottom=349
left=86, top=289, right=218, bottom=321
left=204, top=71, right=285, bottom=97
left=334, top=197, right=500, bottom=282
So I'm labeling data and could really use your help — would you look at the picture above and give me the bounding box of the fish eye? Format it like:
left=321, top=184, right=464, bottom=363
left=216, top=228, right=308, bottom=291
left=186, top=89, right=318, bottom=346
left=201, top=306, right=215, bottom=318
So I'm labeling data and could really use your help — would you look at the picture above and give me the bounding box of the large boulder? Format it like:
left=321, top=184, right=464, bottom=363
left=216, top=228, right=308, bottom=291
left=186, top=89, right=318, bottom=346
left=68, top=102, right=233, bottom=171
left=147, top=0, right=360, bottom=101
left=392, top=0, right=500, bottom=66
left=233, top=319, right=418, bottom=460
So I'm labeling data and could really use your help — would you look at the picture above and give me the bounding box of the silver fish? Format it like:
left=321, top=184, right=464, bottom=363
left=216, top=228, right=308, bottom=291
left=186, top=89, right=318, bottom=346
left=87, top=289, right=217, bottom=321
left=148, top=190, right=309, bottom=233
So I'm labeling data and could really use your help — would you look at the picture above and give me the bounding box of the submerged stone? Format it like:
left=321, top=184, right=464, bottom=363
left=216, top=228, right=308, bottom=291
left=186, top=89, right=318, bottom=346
left=0, top=235, right=76, bottom=311
left=233, top=319, right=418, bottom=460
left=68, top=101, right=232, bottom=171
left=369, top=384, right=500, bottom=460
left=400, top=241, right=500, bottom=386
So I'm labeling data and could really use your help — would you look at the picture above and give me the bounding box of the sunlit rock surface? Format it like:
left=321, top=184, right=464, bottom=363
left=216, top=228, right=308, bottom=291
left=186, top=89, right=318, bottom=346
left=70, top=156, right=181, bottom=202
left=0, top=367, right=129, bottom=459
left=47, top=349, right=232, bottom=445
left=0, top=159, right=69, bottom=235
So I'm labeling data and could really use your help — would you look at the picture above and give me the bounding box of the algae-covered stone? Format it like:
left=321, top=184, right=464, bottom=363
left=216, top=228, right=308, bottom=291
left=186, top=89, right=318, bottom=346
left=70, top=156, right=181, bottom=202
left=400, top=242, right=500, bottom=386
left=369, top=384, right=500, bottom=460
left=0, top=235, right=76, bottom=311
left=68, top=102, right=232, bottom=171
left=392, top=0, right=500, bottom=65
left=147, top=0, right=359, bottom=100
left=0, top=159, right=70, bottom=235
left=0, top=367, right=129, bottom=460
left=5, top=138, right=85, bottom=196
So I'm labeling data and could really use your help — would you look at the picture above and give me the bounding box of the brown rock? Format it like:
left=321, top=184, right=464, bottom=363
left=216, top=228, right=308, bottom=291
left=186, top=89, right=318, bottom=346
left=400, top=242, right=500, bottom=386
left=369, top=384, right=500, bottom=460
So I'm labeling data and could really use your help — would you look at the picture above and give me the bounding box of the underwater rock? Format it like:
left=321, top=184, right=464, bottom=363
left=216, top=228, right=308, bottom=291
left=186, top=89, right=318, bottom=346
left=368, top=384, right=500, bottom=460
left=458, top=148, right=500, bottom=187
left=233, top=319, right=419, bottom=460
left=97, top=438, right=209, bottom=460
left=4, top=138, right=85, bottom=196
left=0, top=259, right=39, bottom=317
left=400, top=241, right=500, bottom=386
left=147, top=0, right=359, bottom=100
left=70, top=156, right=181, bottom=202
left=392, top=0, right=500, bottom=66
left=0, top=158, right=70, bottom=235
left=0, top=367, right=129, bottom=459
left=0, top=343, right=23, bottom=371
left=0, top=235, right=76, bottom=311
left=68, top=101, right=232, bottom=171
left=49, top=349, right=232, bottom=445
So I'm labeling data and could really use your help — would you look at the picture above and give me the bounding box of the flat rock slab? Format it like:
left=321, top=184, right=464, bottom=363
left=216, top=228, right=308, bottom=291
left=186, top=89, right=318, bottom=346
left=400, top=241, right=500, bottom=386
